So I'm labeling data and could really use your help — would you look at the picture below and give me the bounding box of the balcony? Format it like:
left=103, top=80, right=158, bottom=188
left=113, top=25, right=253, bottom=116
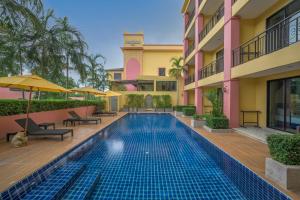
left=185, top=43, right=195, bottom=58
left=199, top=57, right=224, bottom=80
left=233, top=13, right=300, bottom=67
left=185, top=74, right=195, bottom=85
left=185, top=8, right=196, bottom=32
left=199, top=3, right=224, bottom=41
left=232, top=12, right=300, bottom=78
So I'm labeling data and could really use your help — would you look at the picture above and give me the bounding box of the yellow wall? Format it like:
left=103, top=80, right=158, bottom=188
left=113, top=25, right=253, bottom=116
left=239, top=69, right=300, bottom=127
left=142, top=50, right=183, bottom=77
left=107, top=70, right=124, bottom=81
left=188, top=90, right=195, bottom=105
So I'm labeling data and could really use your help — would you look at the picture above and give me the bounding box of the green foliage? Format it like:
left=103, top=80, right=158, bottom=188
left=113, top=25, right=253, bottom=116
left=193, top=114, right=210, bottom=120
left=267, top=134, right=300, bottom=165
left=161, top=95, right=172, bottom=108
left=183, top=107, right=196, bottom=116
left=0, top=99, right=105, bottom=116
left=152, top=95, right=161, bottom=108
left=174, top=105, right=195, bottom=112
left=169, top=57, right=185, bottom=105
left=206, top=116, right=229, bottom=129
left=126, top=94, right=144, bottom=108
left=206, top=89, right=223, bottom=117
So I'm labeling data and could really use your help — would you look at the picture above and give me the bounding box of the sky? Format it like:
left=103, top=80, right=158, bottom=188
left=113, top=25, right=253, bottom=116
left=44, top=0, right=184, bottom=70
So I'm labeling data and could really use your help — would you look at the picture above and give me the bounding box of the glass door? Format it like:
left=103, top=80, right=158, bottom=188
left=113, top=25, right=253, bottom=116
left=268, top=77, right=300, bottom=133
left=268, top=80, right=285, bottom=131
left=285, top=77, right=300, bottom=133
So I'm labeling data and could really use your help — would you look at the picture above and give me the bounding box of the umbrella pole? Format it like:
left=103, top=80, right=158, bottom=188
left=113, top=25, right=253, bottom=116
left=24, top=87, right=33, bottom=136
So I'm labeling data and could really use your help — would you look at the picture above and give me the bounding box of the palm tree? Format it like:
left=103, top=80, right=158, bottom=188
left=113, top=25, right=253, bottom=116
left=169, top=57, right=185, bottom=105
left=85, top=54, right=106, bottom=90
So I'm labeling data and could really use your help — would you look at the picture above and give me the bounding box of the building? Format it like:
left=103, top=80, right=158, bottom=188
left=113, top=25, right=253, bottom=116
left=182, top=0, right=300, bottom=133
left=106, top=33, right=184, bottom=111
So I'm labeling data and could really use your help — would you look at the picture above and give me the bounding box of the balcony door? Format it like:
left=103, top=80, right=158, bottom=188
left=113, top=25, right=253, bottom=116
left=268, top=77, right=300, bottom=134
left=266, top=0, right=300, bottom=52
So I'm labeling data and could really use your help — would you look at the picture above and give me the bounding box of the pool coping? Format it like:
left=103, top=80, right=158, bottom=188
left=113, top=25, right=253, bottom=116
left=0, top=113, right=293, bottom=200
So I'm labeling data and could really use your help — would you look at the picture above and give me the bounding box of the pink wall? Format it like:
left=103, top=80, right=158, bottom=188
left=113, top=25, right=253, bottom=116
left=223, top=0, right=240, bottom=128
left=125, top=58, right=141, bottom=91
left=0, top=106, right=95, bottom=139
left=0, top=88, right=29, bottom=99
left=183, top=91, right=189, bottom=105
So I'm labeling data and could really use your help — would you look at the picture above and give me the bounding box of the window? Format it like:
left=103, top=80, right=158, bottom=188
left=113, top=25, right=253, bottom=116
left=156, top=81, right=177, bottom=91
left=114, top=73, right=122, bottom=80
left=158, top=68, right=166, bottom=76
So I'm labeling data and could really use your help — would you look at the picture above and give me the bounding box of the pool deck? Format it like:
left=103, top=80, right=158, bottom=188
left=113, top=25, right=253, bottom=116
left=0, top=112, right=299, bottom=199
left=0, top=112, right=127, bottom=192
left=175, top=115, right=300, bottom=200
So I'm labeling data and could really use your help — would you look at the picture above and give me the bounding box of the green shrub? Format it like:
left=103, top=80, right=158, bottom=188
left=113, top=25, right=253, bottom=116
left=183, top=107, right=196, bottom=116
left=174, top=105, right=195, bottom=112
left=206, top=116, right=229, bottom=129
left=267, top=134, right=300, bottom=165
left=193, top=114, right=210, bottom=120
left=161, top=95, right=172, bottom=108
left=0, top=99, right=105, bottom=116
left=153, top=95, right=161, bottom=108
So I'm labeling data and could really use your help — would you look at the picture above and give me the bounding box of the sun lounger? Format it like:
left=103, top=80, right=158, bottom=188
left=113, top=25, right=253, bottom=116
left=15, top=118, right=73, bottom=141
left=93, top=108, right=117, bottom=117
left=64, top=111, right=101, bottom=126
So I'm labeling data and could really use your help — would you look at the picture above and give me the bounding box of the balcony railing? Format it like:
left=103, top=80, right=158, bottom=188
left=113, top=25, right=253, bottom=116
left=233, top=12, right=300, bottom=66
left=199, top=3, right=224, bottom=41
left=185, top=8, right=196, bottom=31
left=185, top=43, right=195, bottom=58
left=185, top=74, right=195, bottom=85
left=198, top=57, right=224, bottom=80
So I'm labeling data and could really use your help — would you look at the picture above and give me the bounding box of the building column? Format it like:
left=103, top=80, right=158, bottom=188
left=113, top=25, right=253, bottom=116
left=184, top=91, right=189, bottom=105
left=223, top=0, right=240, bottom=128
left=194, top=0, right=204, bottom=114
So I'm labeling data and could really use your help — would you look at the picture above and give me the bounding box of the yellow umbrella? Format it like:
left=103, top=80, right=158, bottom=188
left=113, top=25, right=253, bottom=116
left=71, top=87, right=106, bottom=116
left=0, top=75, right=70, bottom=135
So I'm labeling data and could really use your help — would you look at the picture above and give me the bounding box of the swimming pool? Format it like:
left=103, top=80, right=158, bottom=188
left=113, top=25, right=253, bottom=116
left=1, top=114, right=291, bottom=200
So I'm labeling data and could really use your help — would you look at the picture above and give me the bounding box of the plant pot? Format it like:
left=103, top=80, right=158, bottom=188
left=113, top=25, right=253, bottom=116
left=266, top=158, right=300, bottom=191
left=203, top=125, right=232, bottom=133
left=191, top=119, right=206, bottom=128
left=174, top=111, right=183, bottom=117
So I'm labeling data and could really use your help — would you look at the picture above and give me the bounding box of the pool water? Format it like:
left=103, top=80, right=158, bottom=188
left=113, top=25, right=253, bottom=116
left=74, top=113, right=245, bottom=199
left=11, top=114, right=290, bottom=200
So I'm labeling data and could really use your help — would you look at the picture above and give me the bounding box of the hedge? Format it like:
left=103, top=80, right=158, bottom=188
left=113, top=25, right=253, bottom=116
left=206, top=116, right=229, bottom=129
left=0, top=100, right=105, bottom=116
left=267, top=134, right=300, bottom=165
left=183, top=107, right=196, bottom=116
left=193, top=114, right=210, bottom=120
left=174, top=105, right=196, bottom=112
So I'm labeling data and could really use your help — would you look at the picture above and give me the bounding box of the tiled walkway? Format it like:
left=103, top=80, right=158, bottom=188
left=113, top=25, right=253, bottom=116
left=176, top=115, right=300, bottom=200
left=0, top=112, right=126, bottom=192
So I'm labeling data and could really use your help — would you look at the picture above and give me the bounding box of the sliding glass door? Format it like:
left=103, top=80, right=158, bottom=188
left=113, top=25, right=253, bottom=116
left=268, top=77, right=300, bottom=133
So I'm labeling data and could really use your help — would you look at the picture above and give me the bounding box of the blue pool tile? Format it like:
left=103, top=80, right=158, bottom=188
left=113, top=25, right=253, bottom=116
left=0, top=114, right=292, bottom=200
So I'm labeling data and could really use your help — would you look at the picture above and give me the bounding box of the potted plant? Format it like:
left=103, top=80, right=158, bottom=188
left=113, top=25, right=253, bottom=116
left=182, top=107, right=196, bottom=118
left=202, top=89, right=231, bottom=133
left=191, top=114, right=208, bottom=128
left=265, top=134, right=300, bottom=191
